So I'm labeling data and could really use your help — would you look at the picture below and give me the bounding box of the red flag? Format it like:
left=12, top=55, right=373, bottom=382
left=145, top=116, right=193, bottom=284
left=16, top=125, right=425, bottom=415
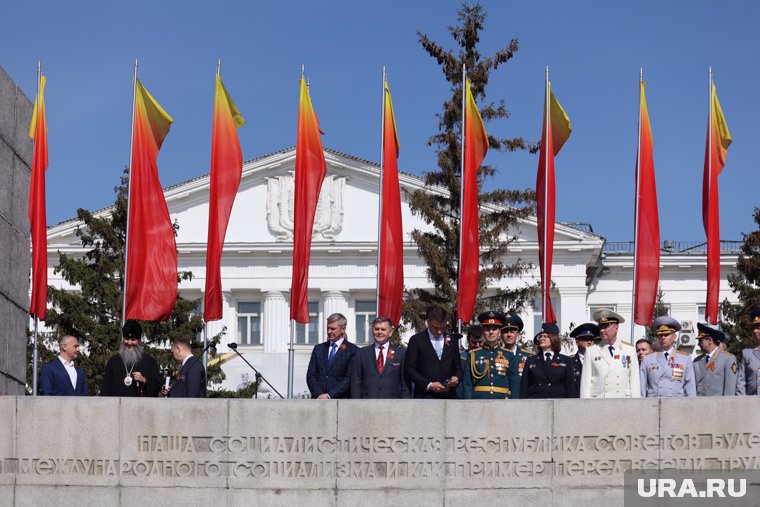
left=124, top=79, right=177, bottom=321
left=457, top=78, right=488, bottom=323
left=702, top=81, right=731, bottom=324
left=28, top=75, right=48, bottom=321
left=290, top=77, right=326, bottom=323
left=204, top=75, right=245, bottom=322
left=377, top=79, right=404, bottom=326
left=633, top=81, right=660, bottom=326
left=536, top=79, right=571, bottom=325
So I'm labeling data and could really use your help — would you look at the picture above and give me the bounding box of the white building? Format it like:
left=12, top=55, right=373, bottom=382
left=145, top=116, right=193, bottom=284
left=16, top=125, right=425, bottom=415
left=45, top=147, right=740, bottom=395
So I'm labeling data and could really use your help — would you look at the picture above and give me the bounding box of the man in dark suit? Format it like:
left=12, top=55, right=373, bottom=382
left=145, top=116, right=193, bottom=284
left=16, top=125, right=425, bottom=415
left=39, top=334, right=90, bottom=396
left=351, top=317, right=410, bottom=399
left=307, top=313, right=358, bottom=399
left=404, top=306, right=462, bottom=399
left=164, top=338, right=206, bottom=398
left=568, top=323, right=598, bottom=398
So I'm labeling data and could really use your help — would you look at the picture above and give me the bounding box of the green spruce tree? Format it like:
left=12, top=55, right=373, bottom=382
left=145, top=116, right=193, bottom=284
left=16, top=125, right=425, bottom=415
left=404, top=2, right=537, bottom=330
left=720, top=208, right=760, bottom=354
left=36, top=170, right=225, bottom=394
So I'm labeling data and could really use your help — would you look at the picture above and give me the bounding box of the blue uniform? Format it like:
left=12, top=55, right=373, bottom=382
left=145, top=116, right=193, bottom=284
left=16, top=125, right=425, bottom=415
left=640, top=350, right=696, bottom=398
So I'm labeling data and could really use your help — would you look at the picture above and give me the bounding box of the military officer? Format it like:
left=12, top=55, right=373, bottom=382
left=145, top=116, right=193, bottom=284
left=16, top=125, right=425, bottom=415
left=579, top=309, right=640, bottom=398
left=738, top=308, right=760, bottom=395
left=457, top=326, right=482, bottom=399
left=463, top=311, right=520, bottom=399
left=520, top=323, right=576, bottom=399
left=568, top=323, right=598, bottom=398
left=501, top=311, right=529, bottom=378
left=640, top=316, right=696, bottom=397
left=693, top=323, right=740, bottom=396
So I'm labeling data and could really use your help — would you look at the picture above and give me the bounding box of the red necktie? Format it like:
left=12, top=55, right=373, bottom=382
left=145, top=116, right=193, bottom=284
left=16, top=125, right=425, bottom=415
left=377, top=345, right=384, bottom=374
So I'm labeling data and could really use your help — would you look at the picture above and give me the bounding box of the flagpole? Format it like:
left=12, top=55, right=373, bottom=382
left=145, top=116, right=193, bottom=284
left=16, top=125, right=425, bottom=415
left=288, top=320, right=295, bottom=398
left=631, top=68, right=643, bottom=343
left=376, top=67, right=386, bottom=317
left=204, top=60, right=221, bottom=374
left=457, top=63, right=466, bottom=332
left=542, top=66, right=550, bottom=324
left=31, top=61, right=42, bottom=397
left=122, top=60, right=138, bottom=325
left=288, top=65, right=305, bottom=400
left=706, top=66, right=714, bottom=324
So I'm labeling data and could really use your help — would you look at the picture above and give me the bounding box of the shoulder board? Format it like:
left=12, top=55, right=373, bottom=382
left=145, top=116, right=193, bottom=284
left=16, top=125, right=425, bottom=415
left=520, top=348, right=530, bottom=353
left=719, top=351, right=736, bottom=357
left=676, top=350, right=689, bottom=356
left=754, top=347, right=759, bottom=351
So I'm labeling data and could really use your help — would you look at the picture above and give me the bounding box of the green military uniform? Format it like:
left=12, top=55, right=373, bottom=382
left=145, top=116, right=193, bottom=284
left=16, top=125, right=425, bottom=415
left=463, top=344, right=521, bottom=399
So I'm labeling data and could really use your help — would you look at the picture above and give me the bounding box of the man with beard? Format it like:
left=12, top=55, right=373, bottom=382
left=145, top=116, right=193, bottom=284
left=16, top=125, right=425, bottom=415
left=101, top=320, right=162, bottom=397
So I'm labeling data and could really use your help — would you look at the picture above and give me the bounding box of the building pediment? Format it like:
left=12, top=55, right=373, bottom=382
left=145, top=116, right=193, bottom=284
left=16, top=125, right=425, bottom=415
left=47, top=146, right=602, bottom=256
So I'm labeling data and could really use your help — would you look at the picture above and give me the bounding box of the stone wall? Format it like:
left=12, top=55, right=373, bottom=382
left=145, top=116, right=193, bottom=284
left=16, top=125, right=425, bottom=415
left=1, top=397, right=759, bottom=506
left=0, top=67, right=33, bottom=395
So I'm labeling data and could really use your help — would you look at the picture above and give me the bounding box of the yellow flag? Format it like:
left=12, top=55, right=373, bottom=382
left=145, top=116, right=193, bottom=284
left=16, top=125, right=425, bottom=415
left=711, top=83, right=731, bottom=152
left=549, top=86, right=572, bottom=155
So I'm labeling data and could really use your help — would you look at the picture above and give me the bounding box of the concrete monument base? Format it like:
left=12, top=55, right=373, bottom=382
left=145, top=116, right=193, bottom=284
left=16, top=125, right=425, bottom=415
left=1, top=397, right=759, bottom=506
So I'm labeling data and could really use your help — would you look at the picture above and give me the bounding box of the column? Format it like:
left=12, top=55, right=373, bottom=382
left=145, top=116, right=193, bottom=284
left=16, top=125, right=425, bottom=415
left=263, top=291, right=290, bottom=353
left=323, top=290, right=350, bottom=338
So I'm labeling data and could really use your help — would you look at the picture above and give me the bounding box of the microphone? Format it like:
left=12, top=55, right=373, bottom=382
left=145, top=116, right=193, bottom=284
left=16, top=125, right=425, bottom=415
left=228, top=342, right=238, bottom=350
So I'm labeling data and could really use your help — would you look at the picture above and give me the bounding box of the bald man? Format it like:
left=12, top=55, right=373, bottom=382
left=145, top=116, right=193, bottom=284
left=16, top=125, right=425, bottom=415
left=39, top=335, right=90, bottom=396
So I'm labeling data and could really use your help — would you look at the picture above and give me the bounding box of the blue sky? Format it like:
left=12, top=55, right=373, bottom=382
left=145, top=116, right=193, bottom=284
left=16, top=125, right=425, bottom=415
left=2, top=0, right=757, bottom=242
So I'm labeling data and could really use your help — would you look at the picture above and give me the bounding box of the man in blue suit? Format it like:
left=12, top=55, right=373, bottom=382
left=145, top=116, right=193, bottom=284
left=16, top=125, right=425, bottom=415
left=39, top=335, right=90, bottom=396
left=307, top=313, right=358, bottom=399
left=351, top=317, right=410, bottom=399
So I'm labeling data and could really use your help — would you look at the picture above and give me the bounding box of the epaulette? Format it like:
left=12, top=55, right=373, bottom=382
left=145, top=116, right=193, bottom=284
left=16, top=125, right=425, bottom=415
left=676, top=350, right=690, bottom=356
left=520, top=348, right=530, bottom=354
left=720, top=350, right=736, bottom=357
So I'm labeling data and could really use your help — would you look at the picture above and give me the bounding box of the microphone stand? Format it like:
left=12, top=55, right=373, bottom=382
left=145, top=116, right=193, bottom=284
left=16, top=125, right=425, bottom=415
left=227, top=343, right=284, bottom=399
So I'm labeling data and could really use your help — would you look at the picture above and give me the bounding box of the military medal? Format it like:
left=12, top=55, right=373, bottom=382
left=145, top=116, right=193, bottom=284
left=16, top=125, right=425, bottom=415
left=671, top=365, right=684, bottom=382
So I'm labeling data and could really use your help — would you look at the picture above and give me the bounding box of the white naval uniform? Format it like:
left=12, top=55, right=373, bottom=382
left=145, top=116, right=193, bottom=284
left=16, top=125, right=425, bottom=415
left=579, top=341, right=640, bottom=398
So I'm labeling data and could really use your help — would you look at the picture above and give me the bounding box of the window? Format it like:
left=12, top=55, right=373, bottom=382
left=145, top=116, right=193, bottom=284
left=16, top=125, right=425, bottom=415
left=237, top=302, right=261, bottom=345
left=355, top=300, right=377, bottom=344
left=296, top=302, right=319, bottom=344
left=697, top=305, right=726, bottom=326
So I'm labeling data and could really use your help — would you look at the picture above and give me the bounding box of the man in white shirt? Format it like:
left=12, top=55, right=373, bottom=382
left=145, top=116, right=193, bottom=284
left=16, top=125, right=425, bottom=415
left=579, top=309, right=640, bottom=398
left=39, top=335, right=90, bottom=396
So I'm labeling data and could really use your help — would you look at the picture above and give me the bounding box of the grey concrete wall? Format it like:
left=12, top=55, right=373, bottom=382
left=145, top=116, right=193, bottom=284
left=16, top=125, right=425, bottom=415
left=0, top=67, right=33, bottom=396
left=0, top=397, right=759, bottom=506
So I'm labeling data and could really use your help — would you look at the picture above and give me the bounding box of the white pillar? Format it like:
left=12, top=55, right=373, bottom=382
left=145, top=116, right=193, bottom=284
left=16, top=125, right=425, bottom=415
left=323, top=290, right=350, bottom=338
left=556, top=286, right=589, bottom=333
left=263, top=291, right=290, bottom=353
left=323, top=290, right=349, bottom=317
left=212, top=291, right=234, bottom=353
